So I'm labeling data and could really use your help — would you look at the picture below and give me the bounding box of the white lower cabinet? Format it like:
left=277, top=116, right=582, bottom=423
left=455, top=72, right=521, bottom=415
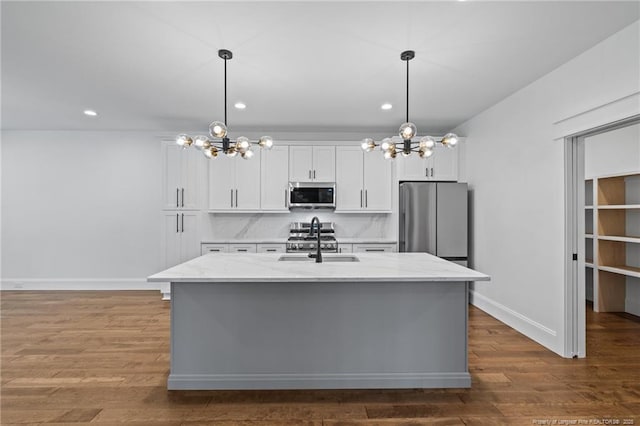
left=353, top=243, right=396, bottom=253
left=201, top=243, right=229, bottom=255
left=229, top=244, right=257, bottom=253
left=161, top=211, right=200, bottom=300
left=257, top=244, right=286, bottom=253
left=337, top=244, right=353, bottom=253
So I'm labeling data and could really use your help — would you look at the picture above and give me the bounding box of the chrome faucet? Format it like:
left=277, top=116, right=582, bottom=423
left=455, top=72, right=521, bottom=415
left=309, top=216, right=323, bottom=263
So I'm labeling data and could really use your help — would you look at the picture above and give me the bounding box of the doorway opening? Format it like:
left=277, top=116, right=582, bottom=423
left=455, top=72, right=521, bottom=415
left=565, top=115, right=640, bottom=358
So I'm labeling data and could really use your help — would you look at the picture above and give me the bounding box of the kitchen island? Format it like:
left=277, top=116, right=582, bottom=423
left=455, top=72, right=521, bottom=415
left=148, top=252, right=490, bottom=390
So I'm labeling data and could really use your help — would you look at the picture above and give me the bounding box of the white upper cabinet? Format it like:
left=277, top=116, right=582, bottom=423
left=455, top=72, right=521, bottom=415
left=209, top=150, right=261, bottom=211
left=397, top=144, right=458, bottom=181
left=335, top=146, right=392, bottom=212
left=289, top=146, right=335, bottom=182
left=162, top=142, right=203, bottom=210
left=260, top=146, right=289, bottom=211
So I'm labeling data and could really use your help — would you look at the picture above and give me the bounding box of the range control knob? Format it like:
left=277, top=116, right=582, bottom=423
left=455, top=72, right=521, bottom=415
left=309, top=243, right=316, bottom=249
left=321, top=243, right=326, bottom=249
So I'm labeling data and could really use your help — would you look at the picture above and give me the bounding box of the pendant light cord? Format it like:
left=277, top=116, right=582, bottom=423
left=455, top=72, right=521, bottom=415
left=224, top=57, right=228, bottom=127
left=406, top=57, right=409, bottom=123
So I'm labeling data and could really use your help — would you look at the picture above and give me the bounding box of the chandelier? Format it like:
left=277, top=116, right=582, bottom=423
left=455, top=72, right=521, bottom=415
left=361, top=50, right=458, bottom=159
left=175, top=49, right=273, bottom=159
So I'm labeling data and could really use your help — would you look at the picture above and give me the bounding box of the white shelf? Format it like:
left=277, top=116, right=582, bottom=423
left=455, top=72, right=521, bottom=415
left=585, top=205, right=594, bottom=210
left=585, top=234, right=594, bottom=239
left=585, top=261, right=594, bottom=268
left=598, top=235, right=640, bottom=244
left=597, top=204, right=640, bottom=209
left=599, top=265, right=640, bottom=279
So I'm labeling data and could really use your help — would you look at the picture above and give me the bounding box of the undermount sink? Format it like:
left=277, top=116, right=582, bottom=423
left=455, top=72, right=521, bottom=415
left=278, top=254, right=360, bottom=263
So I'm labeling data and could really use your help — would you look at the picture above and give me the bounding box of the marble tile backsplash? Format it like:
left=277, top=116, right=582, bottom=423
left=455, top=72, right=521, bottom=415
left=204, top=212, right=395, bottom=241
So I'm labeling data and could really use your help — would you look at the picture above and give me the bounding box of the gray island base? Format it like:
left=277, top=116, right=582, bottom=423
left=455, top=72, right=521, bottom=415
left=147, top=253, right=490, bottom=390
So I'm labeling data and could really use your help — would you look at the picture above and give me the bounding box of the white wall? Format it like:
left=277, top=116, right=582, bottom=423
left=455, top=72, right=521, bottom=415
left=454, top=21, right=640, bottom=356
left=1, top=131, right=163, bottom=289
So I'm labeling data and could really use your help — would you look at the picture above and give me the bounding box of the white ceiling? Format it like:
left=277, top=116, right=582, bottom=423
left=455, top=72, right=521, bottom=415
left=2, top=1, right=639, bottom=136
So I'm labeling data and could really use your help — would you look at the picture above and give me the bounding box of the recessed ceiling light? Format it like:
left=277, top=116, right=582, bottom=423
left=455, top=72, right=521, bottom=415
left=381, top=103, right=393, bottom=110
left=234, top=102, right=246, bottom=110
left=83, top=109, right=97, bottom=116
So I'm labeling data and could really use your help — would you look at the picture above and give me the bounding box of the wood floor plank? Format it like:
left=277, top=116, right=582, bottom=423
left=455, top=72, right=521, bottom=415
left=1, top=291, right=640, bottom=424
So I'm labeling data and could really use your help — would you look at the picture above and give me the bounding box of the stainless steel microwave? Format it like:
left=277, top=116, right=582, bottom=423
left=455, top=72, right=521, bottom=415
left=288, top=182, right=336, bottom=209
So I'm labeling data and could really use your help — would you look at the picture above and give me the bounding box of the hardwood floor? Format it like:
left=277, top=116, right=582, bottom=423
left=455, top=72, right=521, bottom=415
left=1, top=291, right=639, bottom=425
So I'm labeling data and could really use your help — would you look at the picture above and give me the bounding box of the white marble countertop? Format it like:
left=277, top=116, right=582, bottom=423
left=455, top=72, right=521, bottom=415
left=148, top=253, right=490, bottom=283
left=201, top=239, right=397, bottom=245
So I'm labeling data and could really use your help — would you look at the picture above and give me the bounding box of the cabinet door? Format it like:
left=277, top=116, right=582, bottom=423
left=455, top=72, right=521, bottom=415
left=335, top=147, right=364, bottom=211
left=208, top=155, right=236, bottom=210
left=229, top=244, right=257, bottom=253
left=234, top=150, right=261, bottom=210
left=313, top=146, right=336, bottom=181
left=201, top=243, right=229, bottom=255
left=163, top=212, right=182, bottom=267
left=257, top=244, right=286, bottom=253
left=181, top=147, right=202, bottom=209
left=179, top=212, right=200, bottom=263
left=338, top=244, right=353, bottom=253
left=353, top=243, right=396, bottom=253
left=163, top=144, right=183, bottom=209
left=363, top=153, right=392, bottom=211
left=261, top=146, right=290, bottom=211
left=431, top=145, right=458, bottom=181
left=289, top=146, right=313, bottom=182
left=397, top=154, right=433, bottom=180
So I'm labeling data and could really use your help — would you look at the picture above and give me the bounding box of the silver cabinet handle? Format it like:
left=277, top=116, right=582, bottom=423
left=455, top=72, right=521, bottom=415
left=230, top=189, right=233, bottom=207
left=181, top=213, right=184, bottom=233
left=266, top=249, right=277, bottom=252
left=285, top=189, right=288, bottom=208
left=176, top=213, right=179, bottom=233
left=235, top=189, right=238, bottom=207
left=176, top=188, right=179, bottom=207
left=365, top=248, right=385, bottom=252
left=237, top=249, right=247, bottom=252
left=181, top=188, right=184, bottom=207
left=209, top=249, right=221, bottom=252
left=431, top=167, right=434, bottom=177
left=360, top=190, right=363, bottom=208
left=425, top=168, right=428, bottom=177
left=308, top=170, right=311, bottom=179
left=365, top=190, right=368, bottom=208
left=313, top=170, right=316, bottom=179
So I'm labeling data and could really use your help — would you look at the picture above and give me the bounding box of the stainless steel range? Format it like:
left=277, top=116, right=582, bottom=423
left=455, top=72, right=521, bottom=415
left=286, top=221, right=338, bottom=253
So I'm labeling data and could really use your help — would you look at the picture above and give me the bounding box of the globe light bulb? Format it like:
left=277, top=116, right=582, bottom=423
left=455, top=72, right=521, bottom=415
left=361, top=138, right=376, bottom=152
left=226, top=146, right=237, bottom=157
left=441, top=132, right=459, bottom=148
left=194, top=135, right=210, bottom=150
left=209, top=121, right=227, bottom=138
left=176, top=134, right=193, bottom=147
left=236, top=136, right=250, bottom=152
left=258, top=136, right=273, bottom=149
left=419, top=136, right=435, bottom=150
left=241, top=149, right=254, bottom=159
left=384, top=149, right=396, bottom=160
left=419, top=148, right=434, bottom=159
left=204, top=146, right=218, bottom=159
left=380, top=138, right=393, bottom=152
left=399, top=122, right=417, bottom=140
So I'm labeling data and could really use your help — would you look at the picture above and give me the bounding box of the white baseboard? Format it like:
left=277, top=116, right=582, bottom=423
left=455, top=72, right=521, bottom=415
left=0, top=278, right=161, bottom=291
left=626, top=298, right=640, bottom=317
left=470, top=290, right=561, bottom=356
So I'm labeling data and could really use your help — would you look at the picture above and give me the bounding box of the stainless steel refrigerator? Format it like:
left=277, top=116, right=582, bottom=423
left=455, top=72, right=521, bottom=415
left=399, top=182, right=468, bottom=266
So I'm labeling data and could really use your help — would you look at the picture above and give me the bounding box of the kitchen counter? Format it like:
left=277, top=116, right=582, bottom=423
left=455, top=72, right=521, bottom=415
left=148, top=252, right=488, bottom=283
left=149, top=253, right=489, bottom=391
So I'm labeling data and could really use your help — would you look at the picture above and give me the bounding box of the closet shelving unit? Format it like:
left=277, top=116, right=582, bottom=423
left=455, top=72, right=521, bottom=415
left=585, top=172, right=640, bottom=312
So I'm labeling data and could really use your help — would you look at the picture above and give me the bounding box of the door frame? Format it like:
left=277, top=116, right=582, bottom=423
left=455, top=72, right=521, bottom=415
left=563, top=115, right=640, bottom=358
